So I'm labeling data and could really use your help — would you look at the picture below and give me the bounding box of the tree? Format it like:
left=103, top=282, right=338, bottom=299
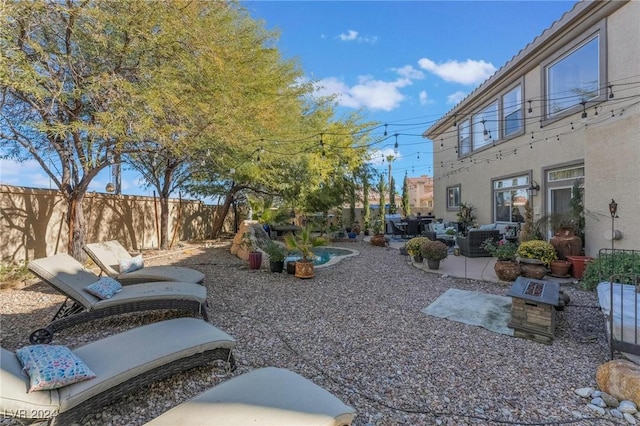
left=389, top=176, right=397, bottom=214
left=362, top=169, right=371, bottom=234
left=401, top=175, right=410, bottom=216
left=0, top=1, right=175, bottom=258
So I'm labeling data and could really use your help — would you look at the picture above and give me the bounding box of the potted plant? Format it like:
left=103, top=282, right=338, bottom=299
left=263, top=240, right=287, bottom=273
left=370, top=219, right=386, bottom=247
left=241, top=231, right=262, bottom=270
left=456, top=202, right=476, bottom=235
left=516, top=240, right=557, bottom=279
left=482, top=238, right=520, bottom=281
left=406, top=237, right=430, bottom=263
left=420, top=239, right=448, bottom=270
left=283, top=226, right=327, bottom=279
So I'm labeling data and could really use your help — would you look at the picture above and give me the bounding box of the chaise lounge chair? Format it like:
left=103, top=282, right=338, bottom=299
left=1, top=318, right=236, bottom=426
left=83, top=240, right=205, bottom=285
left=27, top=253, right=209, bottom=344
left=145, top=367, right=355, bottom=426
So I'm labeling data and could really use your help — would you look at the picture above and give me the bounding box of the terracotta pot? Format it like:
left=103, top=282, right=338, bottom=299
left=550, top=260, right=571, bottom=277
left=519, top=262, right=547, bottom=280
left=494, top=260, right=520, bottom=281
left=427, top=259, right=440, bottom=270
left=248, top=251, right=262, bottom=270
left=566, top=255, right=594, bottom=279
left=294, top=260, right=314, bottom=279
left=370, top=234, right=387, bottom=247
left=550, top=227, right=582, bottom=260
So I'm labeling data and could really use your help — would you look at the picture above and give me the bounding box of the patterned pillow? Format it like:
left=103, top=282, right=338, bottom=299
left=118, top=254, right=144, bottom=274
left=15, top=345, right=96, bottom=392
left=84, top=277, right=122, bottom=299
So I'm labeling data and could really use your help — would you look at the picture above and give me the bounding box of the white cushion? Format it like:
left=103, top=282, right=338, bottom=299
left=145, top=367, right=355, bottom=426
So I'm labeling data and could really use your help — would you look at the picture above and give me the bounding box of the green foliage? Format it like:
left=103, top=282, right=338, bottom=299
left=456, top=202, right=476, bottom=234
left=377, top=174, right=386, bottom=221
left=421, top=240, right=449, bottom=261
left=362, top=170, right=371, bottom=232
left=582, top=252, right=640, bottom=291
left=0, top=262, right=31, bottom=283
left=263, top=240, right=288, bottom=262
left=516, top=240, right=557, bottom=266
left=389, top=176, right=397, bottom=214
left=401, top=176, right=410, bottom=217
left=283, top=226, right=327, bottom=261
left=482, top=238, right=519, bottom=261
left=405, top=237, right=430, bottom=256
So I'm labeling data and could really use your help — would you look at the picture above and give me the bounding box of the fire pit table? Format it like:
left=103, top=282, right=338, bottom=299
left=506, top=277, right=560, bottom=344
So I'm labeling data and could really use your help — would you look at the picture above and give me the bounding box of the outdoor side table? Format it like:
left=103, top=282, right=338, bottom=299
left=506, top=277, right=560, bottom=344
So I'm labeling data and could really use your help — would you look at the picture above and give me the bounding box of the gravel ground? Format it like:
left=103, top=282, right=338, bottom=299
left=0, top=238, right=622, bottom=425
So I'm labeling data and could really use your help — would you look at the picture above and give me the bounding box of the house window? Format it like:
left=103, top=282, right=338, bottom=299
left=472, top=101, right=498, bottom=150
left=446, top=185, right=460, bottom=210
left=458, top=119, right=471, bottom=156
left=493, top=175, right=530, bottom=223
left=503, top=85, right=522, bottom=137
left=546, top=35, right=600, bottom=117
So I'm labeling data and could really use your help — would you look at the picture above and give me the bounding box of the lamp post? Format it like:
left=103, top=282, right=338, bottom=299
left=609, top=199, right=618, bottom=252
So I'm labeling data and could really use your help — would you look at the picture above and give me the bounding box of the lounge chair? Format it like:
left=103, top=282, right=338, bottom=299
left=1, top=318, right=236, bottom=426
left=145, top=367, right=355, bottom=426
left=83, top=240, right=205, bottom=285
left=27, top=254, right=209, bottom=344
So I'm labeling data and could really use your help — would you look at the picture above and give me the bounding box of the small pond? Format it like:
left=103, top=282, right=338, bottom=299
left=285, top=246, right=359, bottom=268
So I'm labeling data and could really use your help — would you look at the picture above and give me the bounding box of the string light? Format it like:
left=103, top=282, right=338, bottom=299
left=527, top=99, right=533, bottom=113
left=608, top=84, right=614, bottom=99
left=394, top=134, right=399, bottom=154
left=383, top=124, right=388, bottom=136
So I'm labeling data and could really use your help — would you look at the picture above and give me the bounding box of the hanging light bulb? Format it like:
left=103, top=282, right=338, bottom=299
left=393, top=134, right=399, bottom=154
left=383, top=124, right=388, bottom=136
left=580, top=101, right=588, bottom=123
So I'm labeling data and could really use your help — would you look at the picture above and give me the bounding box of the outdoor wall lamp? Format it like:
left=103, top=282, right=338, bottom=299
left=609, top=199, right=618, bottom=218
left=528, top=180, right=540, bottom=196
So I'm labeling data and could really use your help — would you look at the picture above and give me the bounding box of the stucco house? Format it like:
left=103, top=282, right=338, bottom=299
left=423, top=0, right=639, bottom=257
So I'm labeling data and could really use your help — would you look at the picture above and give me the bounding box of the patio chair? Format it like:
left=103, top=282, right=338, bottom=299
left=145, top=367, right=355, bottom=426
left=390, top=221, right=407, bottom=239
left=405, top=220, right=422, bottom=238
left=27, top=254, right=209, bottom=344
left=1, top=318, right=236, bottom=426
left=456, top=229, right=500, bottom=257
left=83, top=240, right=205, bottom=285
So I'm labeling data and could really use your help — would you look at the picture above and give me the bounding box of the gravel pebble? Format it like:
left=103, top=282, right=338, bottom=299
left=0, top=239, right=620, bottom=425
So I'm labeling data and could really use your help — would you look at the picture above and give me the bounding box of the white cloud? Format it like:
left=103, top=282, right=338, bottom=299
left=394, top=65, right=424, bottom=80
left=417, top=58, right=496, bottom=85
left=419, top=90, right=429, bottom=105
left=0, top=159, right=52, bottom=188
left=315, top=75, right=413, bottom=111
left=339, top=30, right=359, bottom=41
left=447, top=91, right=468, bottom=104
left=337, top=30, right=378, bottom=44
left=367, top=148, right=402, bottom=166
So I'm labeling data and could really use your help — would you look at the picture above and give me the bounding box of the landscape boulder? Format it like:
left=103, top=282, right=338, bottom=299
left=596, top=359, right=640, bottom=406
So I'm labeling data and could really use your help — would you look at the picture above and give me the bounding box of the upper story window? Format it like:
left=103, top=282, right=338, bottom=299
left=458, top=119, right=471, bottom=156
left=503, top=85, right=522, bottom=137
left=446, top=185, right=461, bottom=210
left=542, top=18, right=607, bottom=123
left=472, top=101, right=498, bottom=150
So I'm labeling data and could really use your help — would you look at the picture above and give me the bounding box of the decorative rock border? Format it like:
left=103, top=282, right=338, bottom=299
left=575, top=387, right=639, bottom=424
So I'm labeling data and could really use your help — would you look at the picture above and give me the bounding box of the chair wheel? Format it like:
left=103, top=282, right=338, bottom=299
left=30, top=328, right=54, bottom=344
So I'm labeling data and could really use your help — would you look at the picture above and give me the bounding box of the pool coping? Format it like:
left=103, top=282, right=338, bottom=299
left=314, top=246, right=360, bottom=269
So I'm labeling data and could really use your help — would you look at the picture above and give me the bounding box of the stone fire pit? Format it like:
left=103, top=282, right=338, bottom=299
left=506, top=277, right=560, bottom=344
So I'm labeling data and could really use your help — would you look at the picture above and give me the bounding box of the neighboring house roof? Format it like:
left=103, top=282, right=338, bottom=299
left=423, top=0, right=618, bottom=138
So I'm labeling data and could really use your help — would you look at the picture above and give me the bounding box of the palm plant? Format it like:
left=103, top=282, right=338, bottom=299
left=283, top=225, right=327, bottom=261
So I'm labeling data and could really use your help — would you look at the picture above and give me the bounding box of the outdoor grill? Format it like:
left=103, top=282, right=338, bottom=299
left=507, top=277, right=560, bottom=344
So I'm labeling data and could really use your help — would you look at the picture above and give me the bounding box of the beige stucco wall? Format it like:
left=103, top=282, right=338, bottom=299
left=429, top=1, right=639, bottom=257
left=0, top=185, right=231, bottom=264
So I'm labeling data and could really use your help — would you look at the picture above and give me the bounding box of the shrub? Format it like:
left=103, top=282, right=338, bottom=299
left=421, top=240, right=449, bottom=261
left=482, top=238, right=518, bottom=261
left=405, top=237, right=430, bottom=256
left=516, top=240, right=557, bottom=266
left=581, top=251, right=640, bottom=291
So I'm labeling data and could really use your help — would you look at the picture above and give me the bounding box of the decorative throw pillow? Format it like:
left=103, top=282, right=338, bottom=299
left=15, top=345, right=96, bottom=392
left=118, top=254, right=144, bottom=274
left=84, top=277, right=122, bottom=299
left=432, top=223, right=446, bottom=234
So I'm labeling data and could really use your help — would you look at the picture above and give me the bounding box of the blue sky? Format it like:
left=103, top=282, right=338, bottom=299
left=0, top=1, right=577, bottom=197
